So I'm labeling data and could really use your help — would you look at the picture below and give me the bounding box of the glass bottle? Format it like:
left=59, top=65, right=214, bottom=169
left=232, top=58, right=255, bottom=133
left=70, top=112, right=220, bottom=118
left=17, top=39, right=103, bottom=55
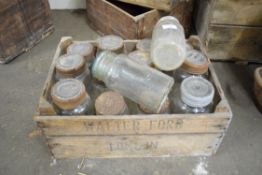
left=137, top=98, right=170, bottom=114
left=51, top=79, right=93, bottom=115
left=128, top=50, right=152, bottom=67
left=151, top=16, right=186, bottom=71
left=95, top=91, right=128, bottom=115
left=172, top=77, right=215, bottom=114
left=92, top=51, right=174, bottom=113
left=55, top=54, right=90, bottom=83
left=97, top=35, right=123, bottom=55
left=136, top=38, right=151, bottom=53
left=174, top=49, right=210, bottom=83
left=67, top=42, right=95, bottom=63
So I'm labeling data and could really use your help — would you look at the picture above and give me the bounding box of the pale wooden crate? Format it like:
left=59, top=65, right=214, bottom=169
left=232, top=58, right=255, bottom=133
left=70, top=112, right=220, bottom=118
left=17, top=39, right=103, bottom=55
left=33, top=37, right=232, bottom=159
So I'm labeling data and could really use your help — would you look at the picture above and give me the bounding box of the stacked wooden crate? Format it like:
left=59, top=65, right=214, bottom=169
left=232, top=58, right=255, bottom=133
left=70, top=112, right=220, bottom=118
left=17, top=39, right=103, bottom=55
left=86, top=0, right=194, bottom=39
left=195, top=0, right=262, bottom=62
left=0, top=0, right=54, bottom=63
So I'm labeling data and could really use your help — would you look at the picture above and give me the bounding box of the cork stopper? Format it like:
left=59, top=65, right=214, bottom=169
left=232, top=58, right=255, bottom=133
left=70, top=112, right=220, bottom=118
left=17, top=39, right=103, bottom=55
left=181, top=49, right=210, bottom=75
left=97, top=35, right=123, bottom=52
left=128, top=50, right=151, bottom=66
left=67, top=42, right=94, bottom=62
left=139, top=98, right=170, bottom=114
left=95, top=91, right=127, bottom=115
left=136, top=39, right=151, bottom=53
left=51, top=79, right=88, bottom=110
left=55, top=54, right=86, bottom=78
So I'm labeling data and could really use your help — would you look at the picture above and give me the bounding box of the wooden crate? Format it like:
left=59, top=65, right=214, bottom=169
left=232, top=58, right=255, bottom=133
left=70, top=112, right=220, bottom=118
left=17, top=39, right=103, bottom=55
left=33, top=37, right=232, bottom=159
left=86, top=0, right=162, bottom=39
left=0, top=0, right=54, bottom=64
left=195, top=0, right=262, bottom=62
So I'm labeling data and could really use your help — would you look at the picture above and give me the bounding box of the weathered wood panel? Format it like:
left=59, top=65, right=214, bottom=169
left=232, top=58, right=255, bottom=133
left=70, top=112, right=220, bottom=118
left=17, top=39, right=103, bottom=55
left=210, top=0, right=262, bottom=26
left=206, top=25, right=262, bottom=61
left=47, top=134, right=222, bottom=159
left=0, top=0, right=54, bottom=63
left=86, top=0, right=161, bottom=39
left=116, top=0, right=173, bottom=11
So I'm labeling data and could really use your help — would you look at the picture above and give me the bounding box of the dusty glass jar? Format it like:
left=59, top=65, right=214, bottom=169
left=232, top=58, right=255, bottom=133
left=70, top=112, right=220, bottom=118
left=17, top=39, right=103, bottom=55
left=151, top=16, right=186, bottom=71
left=172, top=77, right=215, bottom=114
left=174, top=49, right=210, bottom=83
left=51, top=79, right=93, bottom=115
left=137, top=98, right=170, bottom=114
left=67, top=42, right=94, bottom=63
left=95, top=91, right=128, bottom=115
left=136, top=38, right=151, bottom=53
left=55, top=54, right=90, bottom=83
left=128, top=50, right=152, bottom=67
left=97, top=35, right=124, bottom=54
left=92, top=51, right=174, bottom=113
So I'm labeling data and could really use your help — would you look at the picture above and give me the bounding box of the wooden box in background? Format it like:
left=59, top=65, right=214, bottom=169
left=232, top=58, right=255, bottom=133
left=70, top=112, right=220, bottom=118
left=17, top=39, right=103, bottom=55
left=86, top=0, right=161, bottom=39
left=33, top=37, right=232, bottom=159
left=0, top=0, right=54, bottom=64
left=195, top=0, right=262, bottom=62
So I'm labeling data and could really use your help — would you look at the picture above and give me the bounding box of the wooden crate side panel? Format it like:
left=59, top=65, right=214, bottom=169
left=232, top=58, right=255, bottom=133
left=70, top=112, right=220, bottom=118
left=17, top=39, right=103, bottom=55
left=48, top=134, right=222, bottom=159
left=210, top=0, right=262, bottom=27
left=206, top=25, right=262, bottom=61
left=86, top=0, right=138, bottom=39
left=116, top=0, right=172, bottom=11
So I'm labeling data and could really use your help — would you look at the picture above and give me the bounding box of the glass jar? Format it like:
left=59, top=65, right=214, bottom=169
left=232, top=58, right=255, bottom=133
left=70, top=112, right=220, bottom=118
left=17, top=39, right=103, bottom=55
left=151, top=16, right=186, bottom=71
left=95, top=91, right=128, bottom=115
left=136, top=38, right=151, bottom=53
left=97, top=35, right=123, bottom=55
left=92, top=51, right=174, bottom=113
left=55, top=54, right=90, bottom=83
left=51, top=79, right=93, bottom=115
left=137, top=98, right=170, bottom=114
left=128, top=50, right=152, bottom=67
left=174, top=49, right=210, bottom=83
left=67, top=42, right=95, bottom=63
left=172, top=77, right=215, bottom=114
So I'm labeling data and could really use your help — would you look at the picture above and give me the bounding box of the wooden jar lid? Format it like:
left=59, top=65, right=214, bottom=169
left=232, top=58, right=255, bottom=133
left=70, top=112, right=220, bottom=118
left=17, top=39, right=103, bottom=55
left=128, top=50, right=151, bottom=66
left=97, top=35, right=124, bottom=52
left=95, top=91, right=127, bottom=115
left=136, top=39, right=151, bottom=53
left=55, top=54, right=86, bottom=77
left=255, top=67, right=262, bottom=88
left=67, top=42, right=94, bottom=62
left=181, top=49, right=210, bottom=75
left=51, top=79, right=88, bottom=110
left=139, top=98, right=170, bottom=114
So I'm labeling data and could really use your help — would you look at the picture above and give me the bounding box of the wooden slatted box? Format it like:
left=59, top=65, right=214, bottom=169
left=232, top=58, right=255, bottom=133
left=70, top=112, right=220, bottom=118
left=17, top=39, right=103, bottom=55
left=33, top=37, right=232, bottom=159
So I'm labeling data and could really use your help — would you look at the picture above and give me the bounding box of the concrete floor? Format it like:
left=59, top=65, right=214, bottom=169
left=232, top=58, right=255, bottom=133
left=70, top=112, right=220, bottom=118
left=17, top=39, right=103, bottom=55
left=0, top=10, right=262, bottom=175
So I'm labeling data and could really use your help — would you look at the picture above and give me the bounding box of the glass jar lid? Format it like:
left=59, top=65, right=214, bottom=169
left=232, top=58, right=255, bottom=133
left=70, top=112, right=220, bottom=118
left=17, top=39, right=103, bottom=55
left=97, top=35, right=123, bottom=51
left=51, top=79, right=87, bottom=110
left=67, top=42, right=94, bottom=59
left=55, top=54, right=85, bottom=77
left=136, top=39, right=151, bottom=53
left=95, top=91, right=127, bottom=115
left=181, top=77, right=214, bottom=108
left=181, top=49, right=209, bottom=74
left=128, top=50, right=151, bottom=66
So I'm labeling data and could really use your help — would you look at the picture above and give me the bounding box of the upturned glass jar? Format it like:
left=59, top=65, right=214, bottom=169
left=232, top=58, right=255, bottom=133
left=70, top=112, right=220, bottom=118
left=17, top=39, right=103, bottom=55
left=97, top=35, right=123, bottom=54
left=67, top=42, right=95, bottom=63
left=174, top=49, right=210, bottom=83
left=128, top=50, right=152, bottom=67
left=95, top=91, right=128, bottom=115
left=151, top=16, right=186, bottom=71
left=92, top=51, right=174, bottom=113
left=172, top=77, right=215, bottom=114
left=51, top=79, right=93, bottom=115
left=55, top=54, right=90, bottom=83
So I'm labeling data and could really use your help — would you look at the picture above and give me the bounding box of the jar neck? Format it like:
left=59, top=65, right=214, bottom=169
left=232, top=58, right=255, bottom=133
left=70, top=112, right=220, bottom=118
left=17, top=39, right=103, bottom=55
left=92, top=51, right=118, bottom=82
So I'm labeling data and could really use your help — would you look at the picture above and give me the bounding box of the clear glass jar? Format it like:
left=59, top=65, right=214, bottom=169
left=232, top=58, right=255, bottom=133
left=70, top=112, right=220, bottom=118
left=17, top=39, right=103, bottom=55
left=172, top=77, right=215, bottom=114
left=136, top=38, right=151, bottom=53
left=97, top=35, right=123, bottom=55
left=51, top=79, right=93, bottom=115
left=95, top=91, right=128, bottom=115
left=174, top=49, right=209, bottom=83
left=151, top=16, right=186, bottom=71
left=137, top=98, right=170, bottom=114
left=128, top=50, right=152, bottom=67
left=67, top=42, right=95, bottom=63
left=92, top=51, right=174, bottom=113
